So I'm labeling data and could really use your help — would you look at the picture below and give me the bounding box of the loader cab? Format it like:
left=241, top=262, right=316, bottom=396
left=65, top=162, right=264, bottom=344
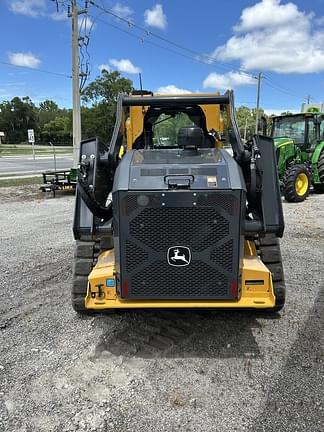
left=124, top=95, right=225, bottom=152
left=148, top=109, right=212, bottom=149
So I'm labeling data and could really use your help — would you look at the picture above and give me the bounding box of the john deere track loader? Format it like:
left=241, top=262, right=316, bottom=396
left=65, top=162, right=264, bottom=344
left=72, top=91, right=285, bottom=313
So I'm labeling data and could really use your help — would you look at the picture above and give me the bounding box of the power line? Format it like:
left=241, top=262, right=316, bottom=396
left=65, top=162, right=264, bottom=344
left=88, top=0, right=256, bottom=77
left=0, top=61, right=71, bottom=78
left=89, top=0, right=312, bottom=107
left=47, top=0, right=304, bottom=109
left=78, top=14, right=92, bottom=90
left=88, top=13, right=256, bottom=80
left=263, top=75, right=305, bottom=100
left=89, top=15, right=212, bottom=66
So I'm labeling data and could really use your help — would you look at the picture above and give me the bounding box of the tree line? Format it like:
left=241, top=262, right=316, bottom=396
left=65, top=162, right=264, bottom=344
left=0, top=70, right=273, bottom=146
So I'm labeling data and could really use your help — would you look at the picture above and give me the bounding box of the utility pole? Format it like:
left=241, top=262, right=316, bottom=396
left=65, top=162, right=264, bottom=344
left=307, top=95, right=311, bottom=104
left=255, top=72, right=263, bottom=134
left=70, top=0, right=85, bottom=168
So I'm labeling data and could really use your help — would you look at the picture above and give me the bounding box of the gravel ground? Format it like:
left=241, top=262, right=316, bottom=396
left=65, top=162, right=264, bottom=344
left=0, top=185, right=323, bottom=432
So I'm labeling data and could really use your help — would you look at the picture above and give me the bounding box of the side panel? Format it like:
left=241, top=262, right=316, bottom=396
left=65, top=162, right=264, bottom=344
left=276, top=141, right=296, bottom=176
left=255, top=135, right=284, bottom=236
left=311, top=141, right=324, bottom=183
left=73, top=138, right=110, bottom=239
left=73, top=189, right=95, bottom=240
left=311, top=141, right=324, bottom=165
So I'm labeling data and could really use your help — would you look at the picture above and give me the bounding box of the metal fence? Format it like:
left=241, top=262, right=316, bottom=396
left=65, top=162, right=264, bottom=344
left=0, top=143, right=73, bottom=159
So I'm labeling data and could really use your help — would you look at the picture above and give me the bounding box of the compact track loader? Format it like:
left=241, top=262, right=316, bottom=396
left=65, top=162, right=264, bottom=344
left=72, top=91, right=285, bottom=313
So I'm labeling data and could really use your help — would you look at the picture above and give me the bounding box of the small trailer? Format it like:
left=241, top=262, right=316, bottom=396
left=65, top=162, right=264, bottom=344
left=40, top=168, right=77, bottom=197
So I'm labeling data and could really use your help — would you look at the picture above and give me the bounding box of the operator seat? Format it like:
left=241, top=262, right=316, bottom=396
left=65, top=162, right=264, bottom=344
left=177, top=127, right=213, bottom=148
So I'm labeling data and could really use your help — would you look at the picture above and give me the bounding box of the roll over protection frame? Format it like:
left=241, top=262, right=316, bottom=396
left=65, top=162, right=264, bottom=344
left=122, top=94, right=230, bottom=107
left=108, top=90, right=247, bottom=165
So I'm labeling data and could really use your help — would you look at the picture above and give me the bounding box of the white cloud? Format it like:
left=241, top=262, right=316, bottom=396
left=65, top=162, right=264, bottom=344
left=50, top=11, right=68, bottom=21
left=111, top=3, right=133, bottom=20
left=109, top=58, right=141, bottom=74
left=144, top=4, right=167, bottom=29
left=233, top=0, right=308, bottom=32
left=9, top=0, right=70, bottom=21
left=203, top=71, right=256, bottom=89
left=9, top=0, right=45, bottom=17
left=209, top=0, right=324, bottom=74
left=8, top=52, right=41, bottom=69
left=98, top=64, right=111, bottom=72
left=156, top=85, right=191, bottom=94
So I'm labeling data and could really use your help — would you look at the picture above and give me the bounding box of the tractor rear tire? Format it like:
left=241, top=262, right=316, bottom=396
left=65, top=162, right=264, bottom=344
left=314, top=151, right=324, bottom=193
left=71, top=240, right=99, bottom=314
left=255, top=234, right=286, bottom=312
left=283, top=164, right=310, bottom=202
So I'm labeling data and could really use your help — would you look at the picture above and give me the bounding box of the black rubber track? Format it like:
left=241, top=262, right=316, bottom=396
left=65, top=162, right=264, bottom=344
left=283, top=164, right=310, bottom=202
left=71, top=240, right=99, bottom=314
left=255, top=234, right=286, bottom=312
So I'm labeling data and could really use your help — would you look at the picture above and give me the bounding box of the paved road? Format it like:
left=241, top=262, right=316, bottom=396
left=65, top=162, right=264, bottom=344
left=0, top=156, right=73, bottom=174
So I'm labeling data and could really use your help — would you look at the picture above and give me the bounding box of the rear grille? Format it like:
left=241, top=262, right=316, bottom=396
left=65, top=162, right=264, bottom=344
left=197, top=193, right=239, bottom=216
left=211, top=240, right=234, bottom=272
left=126, top=241, right=148, bottom=272
left=129, top=207, right=229, bottom=252
left=116, top=190, right=242, bottom=300
left=131, top=261, right=227, bottom=298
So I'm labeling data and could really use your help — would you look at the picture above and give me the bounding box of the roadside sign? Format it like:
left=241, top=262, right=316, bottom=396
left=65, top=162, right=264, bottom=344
left=301, top=103, right=324, bottom=113
left=27, top=129, right=35, bottom=143
left=27, top=129, right=36, bottom=160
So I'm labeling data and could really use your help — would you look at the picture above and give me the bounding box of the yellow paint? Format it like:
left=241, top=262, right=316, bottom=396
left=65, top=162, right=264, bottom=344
left=126, top=106, right=148, bottom=149
left=118, top=145, right=125, bottom=159
left=85, top=245, right=275, bottom=310
left=277, top=139, right=294, bottom=149
left=199, top=104, right=224, bottom=148
left=125, top=116, right=132, bottom=151
left=295, top=172, right=308, bottom=196
left=244, top=239, right=257, bottom=256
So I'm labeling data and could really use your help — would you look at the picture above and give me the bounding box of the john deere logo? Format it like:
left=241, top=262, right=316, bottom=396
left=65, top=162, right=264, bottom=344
left=167, top=246, right=191, bottom=267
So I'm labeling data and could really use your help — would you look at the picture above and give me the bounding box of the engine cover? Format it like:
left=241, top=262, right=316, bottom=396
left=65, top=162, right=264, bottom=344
left=113, top=148, right=245, bottom=300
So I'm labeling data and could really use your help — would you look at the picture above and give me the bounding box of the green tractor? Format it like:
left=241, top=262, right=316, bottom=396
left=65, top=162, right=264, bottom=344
left=271, top=112, right=324, bottom=202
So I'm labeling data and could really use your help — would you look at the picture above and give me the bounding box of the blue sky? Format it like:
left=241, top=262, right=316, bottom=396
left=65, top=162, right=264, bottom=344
left=1, top=0, right=324, bottom=113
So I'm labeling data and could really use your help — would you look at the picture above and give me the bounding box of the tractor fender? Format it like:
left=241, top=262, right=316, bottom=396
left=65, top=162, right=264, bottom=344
left=275, top=137, right=294, bottom=149
left=274, top=139, right=300, bottom=177
left=311, top=141, right=324, bottom=164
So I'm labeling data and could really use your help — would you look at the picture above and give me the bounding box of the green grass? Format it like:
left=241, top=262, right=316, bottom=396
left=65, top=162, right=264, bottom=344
left=0, top=144, right=72, bottom=157
left=0, top=176, right=42, bottom=187
left=0, top=172, right=43, bottom=178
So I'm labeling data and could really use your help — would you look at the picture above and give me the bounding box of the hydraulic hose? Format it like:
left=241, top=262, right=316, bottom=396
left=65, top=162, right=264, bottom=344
left=77, top=161, right=112, bottom=220
left=76, top=182, right=112, bottom=220
left=249, top=136, right=261, bottom=207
